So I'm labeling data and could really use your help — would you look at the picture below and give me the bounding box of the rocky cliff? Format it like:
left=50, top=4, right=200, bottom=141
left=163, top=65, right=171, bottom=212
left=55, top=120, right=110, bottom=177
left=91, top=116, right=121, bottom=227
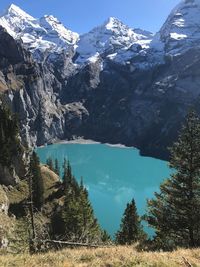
left=0, top=1, right=200, bottom=159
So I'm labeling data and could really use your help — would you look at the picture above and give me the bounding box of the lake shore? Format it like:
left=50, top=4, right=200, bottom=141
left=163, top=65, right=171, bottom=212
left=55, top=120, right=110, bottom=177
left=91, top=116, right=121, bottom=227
left=57, top=138, right=100, bottom=145
left=38, top=137, right=135, bottom=149
left=55, top=138, right=133, bottom=149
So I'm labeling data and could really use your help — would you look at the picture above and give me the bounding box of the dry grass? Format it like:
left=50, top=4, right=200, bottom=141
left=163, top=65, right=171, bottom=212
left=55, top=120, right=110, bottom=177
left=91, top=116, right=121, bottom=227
left=3, top=165, right=59, bottom=205
left=0, top=246, right=200, bottom=267
left=4, top=180, right=28, bottom=204
left=0, top=186, right=8, bottom=205
left=40, top=165, right=60, bottom=199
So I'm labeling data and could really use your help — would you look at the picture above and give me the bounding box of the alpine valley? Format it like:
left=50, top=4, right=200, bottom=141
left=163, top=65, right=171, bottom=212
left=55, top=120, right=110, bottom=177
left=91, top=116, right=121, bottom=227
left=2, top=0, right=200, bottom=263
left=1, top=0, right=200, bottom=165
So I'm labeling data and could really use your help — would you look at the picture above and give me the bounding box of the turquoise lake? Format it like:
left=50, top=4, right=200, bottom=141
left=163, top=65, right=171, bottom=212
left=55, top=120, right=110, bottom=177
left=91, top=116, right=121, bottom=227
left=36, top=142, right=171, bottom=236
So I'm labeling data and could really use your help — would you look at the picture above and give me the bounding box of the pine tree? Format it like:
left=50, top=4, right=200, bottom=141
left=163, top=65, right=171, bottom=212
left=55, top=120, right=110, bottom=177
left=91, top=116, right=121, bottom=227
left=77, top=185, right=101, bottom=242
left=62, top=159, right=72, bottom=189
left=46, top=157, right=54, bottom=171
left=62, top=159, right=79, bottom=194
left=60, top=183, right=102, bottom=243
left=101, top=230, right=111, bottom=243
left=115, top=199, right=144, bottom=245
left=0, top=104, right=22, bottom=167
left=54, top=159, right=60, bottom=176
left=30, top=151, right=44, bottom=211
left=51, top=167, right=102, bottom=243
left=145, top=110, right=200, bottom=249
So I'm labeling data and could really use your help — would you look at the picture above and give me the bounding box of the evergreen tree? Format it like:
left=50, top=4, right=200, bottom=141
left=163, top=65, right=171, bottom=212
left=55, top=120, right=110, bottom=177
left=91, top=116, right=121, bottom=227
left=101, top=230, right=111, bottom=243
left=115, top=199, right=144, bottom=245
left=46, top=157, right=54, bottom=171
left=0, top=104, right=21, bottom=167
left=62, top=159, right=79, bottom=193
left=54, top=159, right=60, bottom=176
left=51, top=164, right=102, bottom=243
left=30, top=152, right=44, bottom=211
left=145, top=110, right=200, bottom=249
left=61, top=182, right=101, bottom=243
left=62, top=159, right=71, bottom=189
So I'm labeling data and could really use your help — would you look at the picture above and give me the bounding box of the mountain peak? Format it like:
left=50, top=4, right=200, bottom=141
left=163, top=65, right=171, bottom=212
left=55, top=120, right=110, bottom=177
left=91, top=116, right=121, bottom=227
left=102, top=17, right=131, bottom=32
left=0, top=4, right=78, bottom=60
left=40, top=15, right=79, bottom=45
left=8, top=3, right=21, bottom=11
left=43, top=14, right=60, bottom=23
left=6, top=4, right=34, bottom=20
left=76, top=17, right=152, bottom=64
left=154, top=0, right=200, bottom=55
left=105, top=17, right=122, bottom=27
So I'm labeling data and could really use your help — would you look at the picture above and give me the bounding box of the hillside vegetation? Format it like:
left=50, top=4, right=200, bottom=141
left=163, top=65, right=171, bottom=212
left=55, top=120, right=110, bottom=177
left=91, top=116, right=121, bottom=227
left=0, top=246, right=200, bottom=267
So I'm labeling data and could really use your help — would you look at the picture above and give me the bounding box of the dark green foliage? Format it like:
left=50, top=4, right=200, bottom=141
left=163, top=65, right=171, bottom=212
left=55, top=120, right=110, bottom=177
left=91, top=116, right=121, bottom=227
left=52, top=161, right=102, bottom=243
left=30, top=151, right=44, bottom=211
left=46, top=157, right=60, bottom=176
left=46, top=157, right=54, bottom=171
left=115, top=199, right=145, bottom=245
left=62, top=188, right=101, bottom=242
left=101, top=230, right=111, bottom=243
left=63, top=159, right=72, bottom=188
left=145, top=110, right=200, bottom=250
left=0, top=104, right=21, bottom=166
left=54, top=159, right=60, bottom=176
left=62, top=159, right=79, bottom=194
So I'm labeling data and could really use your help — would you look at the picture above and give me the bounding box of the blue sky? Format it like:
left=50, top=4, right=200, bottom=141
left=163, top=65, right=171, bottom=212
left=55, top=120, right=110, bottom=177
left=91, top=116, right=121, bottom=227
left=0, top=0, right=180, bottom=34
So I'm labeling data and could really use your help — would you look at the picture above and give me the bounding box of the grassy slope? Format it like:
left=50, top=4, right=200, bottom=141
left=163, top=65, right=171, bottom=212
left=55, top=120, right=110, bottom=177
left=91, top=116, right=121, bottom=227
left=0, top=246, right=200, bottom=267
left=40, top=165, right=60, bottom=199
left=4, top=180, right=29, bottom=204
left=0, top=165, right=61, bottom=251
left=3, top=164, right=60, bottom=205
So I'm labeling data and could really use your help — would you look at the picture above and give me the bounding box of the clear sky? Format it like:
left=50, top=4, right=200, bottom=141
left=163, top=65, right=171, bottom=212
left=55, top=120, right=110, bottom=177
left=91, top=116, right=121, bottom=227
left=0, top=0, right=181, bottom=34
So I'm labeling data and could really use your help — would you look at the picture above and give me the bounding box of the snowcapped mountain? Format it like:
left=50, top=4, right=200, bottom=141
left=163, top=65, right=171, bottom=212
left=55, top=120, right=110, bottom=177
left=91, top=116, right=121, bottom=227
left=76, top=17, right=153, bottom=64
left=2, top=1, right=200, bottom=160
left=151, top=0, right=200, bottom=55
left=2, top=1, right=200, bottom=65
left=0, top=4, right=79, bottom=60
left=0, top=5, right=153, bottom=65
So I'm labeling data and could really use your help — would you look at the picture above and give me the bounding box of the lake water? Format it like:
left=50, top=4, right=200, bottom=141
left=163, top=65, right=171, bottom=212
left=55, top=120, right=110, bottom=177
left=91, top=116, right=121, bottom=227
left=36, top=142, right=171, bottom=237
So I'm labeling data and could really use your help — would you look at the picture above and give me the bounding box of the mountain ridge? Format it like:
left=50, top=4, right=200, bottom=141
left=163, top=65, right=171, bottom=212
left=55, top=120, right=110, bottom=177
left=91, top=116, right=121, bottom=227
left=0, top=1, right=200, bottom=160
left=2, top=2, right=200, bottom=61
left=0, top=4, right=153, bottom=65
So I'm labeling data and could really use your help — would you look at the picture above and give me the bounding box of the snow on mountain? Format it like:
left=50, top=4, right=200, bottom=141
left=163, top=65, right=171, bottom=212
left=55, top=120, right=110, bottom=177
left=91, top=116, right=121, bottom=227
left=0, top=5, right=153, bottom=65
left=151, top=0, right=200, bottom=55
left=39, top=15, right=78, bottom=46
left=0, top=4, right=79, bottom=60
left=1, top=1, right=200, bottom=66
left=76, top=17, right=153, bottom=64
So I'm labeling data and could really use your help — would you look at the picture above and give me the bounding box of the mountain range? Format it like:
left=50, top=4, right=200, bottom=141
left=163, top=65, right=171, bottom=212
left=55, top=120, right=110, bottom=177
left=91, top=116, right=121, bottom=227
left=1, top=0, right=200, bottom=159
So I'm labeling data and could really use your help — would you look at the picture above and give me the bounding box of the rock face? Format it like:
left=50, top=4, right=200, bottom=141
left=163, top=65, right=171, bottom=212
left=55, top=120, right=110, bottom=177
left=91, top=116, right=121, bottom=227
left=0, top=26, right=88, bottom=148
left=0, top=2, right=200, bottom=159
